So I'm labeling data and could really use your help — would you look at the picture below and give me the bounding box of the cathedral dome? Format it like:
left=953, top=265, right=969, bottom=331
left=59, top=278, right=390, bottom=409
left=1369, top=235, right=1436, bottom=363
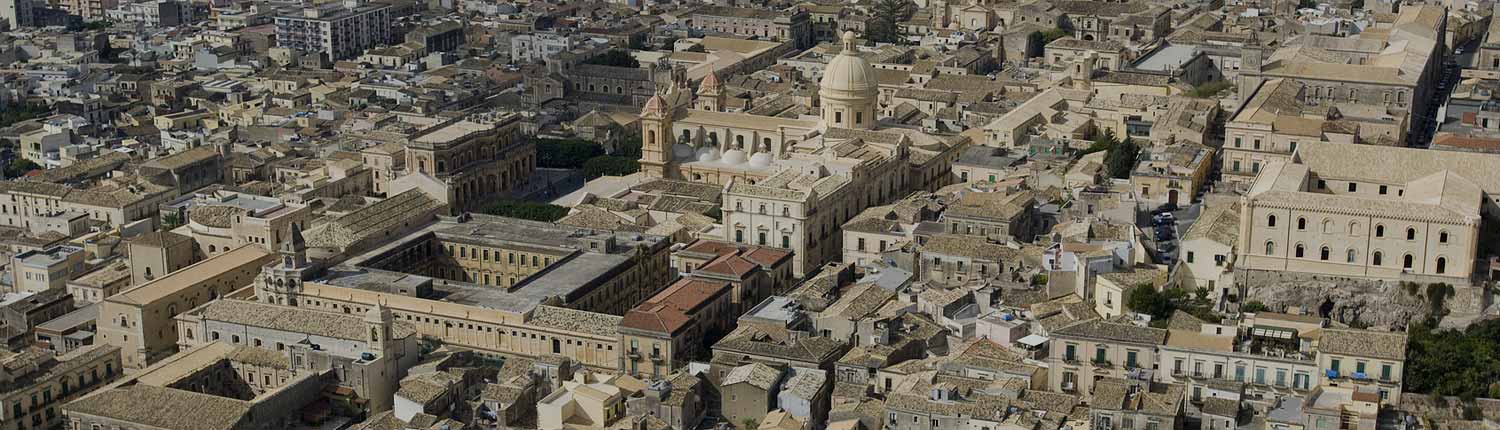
left=696, top=147, right=721, bottom=162
left=748, top=152, right=773, bottom=169
left=819, top=32, right=879, bottom=98
left=673, top=144, right=695, bottom=160
left=722, top=149, right=748, bottom=165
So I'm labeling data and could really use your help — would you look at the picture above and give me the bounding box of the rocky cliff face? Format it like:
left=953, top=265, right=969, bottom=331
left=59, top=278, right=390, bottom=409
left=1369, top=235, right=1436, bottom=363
left=1242, top=275, right=1432, bottom=330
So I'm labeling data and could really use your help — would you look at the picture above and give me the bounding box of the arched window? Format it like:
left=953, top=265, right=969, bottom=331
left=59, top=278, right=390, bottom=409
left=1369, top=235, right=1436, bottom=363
left=1407, top=227, right=1417, bottom=240
left=1403, top=254, right=1414, bottom=269
left=1322, top=219, right=1334, bottom=234
left=1349, top=221, right=1360, bottom=235
left=1268, top=215, right=1277, bottom=227
left=1436, top=257, right=1447, bottom=274
left=1372, top=251, right=1383, bottom=266
left=1320, top=246, right=1330, bottom=261
left=1295, top=244, right=1305, bottom=258
left=647, top=130, right=656, bottom=146
left=1346, top=249, right=1356, bottom=263
left=1297, top=217, right=1306, bottom=230
left=1265, top=241, right=1276, bottom=255
left=1439, top=230, right=1449, bottom=243
left=1375, top=224, right=1385, bottom=237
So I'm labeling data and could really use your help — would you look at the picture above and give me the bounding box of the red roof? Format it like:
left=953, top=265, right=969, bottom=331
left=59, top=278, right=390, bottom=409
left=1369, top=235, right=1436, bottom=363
left=620, top=278, right=732, bottom=334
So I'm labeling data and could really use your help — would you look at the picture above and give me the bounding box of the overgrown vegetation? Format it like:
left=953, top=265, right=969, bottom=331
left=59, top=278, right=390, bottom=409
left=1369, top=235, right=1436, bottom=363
left=3, top=158, right=40, bottom=178
left=582, top=156, right=640, bottom=179
left=535, top=137, right=642, bottom=179
left=1127, top=284, right=1220, bottom=328
left=583, top=50, right=641, bottom=68
left=478, top=199, right=570, bottom=222
left=1240, top=301, right=1271, bottom=313
left=1186, top=80, right=1233, bottom=98
left=0, top=103, right=51, bottom=128
left=1082, top=130, right=1140, bottom=179
left=536, top=139, right=605, bottom=169
left=1405, top=319, right=1500, bottom=400
left=866, top=0, right=915, bottom=44
left=1037, top=28, right=1070, bottom=45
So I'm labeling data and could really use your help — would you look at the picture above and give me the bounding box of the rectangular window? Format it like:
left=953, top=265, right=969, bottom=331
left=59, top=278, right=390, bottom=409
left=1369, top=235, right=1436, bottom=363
left=1380, top=364, right=1392, bottom=380
left=1379, top=185, right=1388, bottom=195
left=1348, top=182, right=1357, bottom=192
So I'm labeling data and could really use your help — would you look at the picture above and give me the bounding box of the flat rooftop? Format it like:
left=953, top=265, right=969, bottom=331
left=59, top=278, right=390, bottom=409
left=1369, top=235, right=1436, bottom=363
left=1133, top=44, right=1201, bottom=72
left=16, top=245, right=81, bottom=268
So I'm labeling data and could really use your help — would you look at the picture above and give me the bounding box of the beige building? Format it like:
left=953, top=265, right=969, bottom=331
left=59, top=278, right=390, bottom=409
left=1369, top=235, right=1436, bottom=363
left=623, top=240, right=792, bottom=379
left=638, top=32, right=967, bottom=276
left=1316, top=328, right=1406, bottom=402
left=1237, top=142, right=1489, bottom=283
left=391, top=114, right=536, bottom=214
left=264, top=215, right=671, bottom=371
left=182, top=191, right=312, bottom=256
left=99, top=245, right=275, bottom=369
left=63, top=341, right=337, bottom=430
left=1130, top=144, right=1214, bottom=207
left=537, top=371, right=629, bottom=430
left=1236, top=6, right=1446, bottom=144
left=0, top=345, right=121, bottom=430
left=1048, top=319, right=1167, bottom=399
left=67, top=261, right=131, bottom=304
left=0, top=180, right=175, bottom=230
left=127, top=231, right=198, bottom=286
left=174, top=299, right=421, bottom=413
left=1159, top=312, right=1324, bottom=401
left=10, top=245, right=85, bottom=294
left=1223, top=78, right=1407, bottom=189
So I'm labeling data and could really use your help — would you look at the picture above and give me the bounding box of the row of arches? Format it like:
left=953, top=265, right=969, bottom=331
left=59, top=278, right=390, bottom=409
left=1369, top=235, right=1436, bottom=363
left=1263, top=241, right=1450, bottom=273
left=1267, top=214, right=1455, bottom=243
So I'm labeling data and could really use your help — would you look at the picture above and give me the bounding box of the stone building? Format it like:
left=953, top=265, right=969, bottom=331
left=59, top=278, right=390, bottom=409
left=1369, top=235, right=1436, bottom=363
left=1236, top=142, right=1489, bottom=283
left=1047, top=319, right=1167, bottom=400
left=622, top=240, right=793, bottom=379
left=0, top=345, right=121, bottom=430
left=98, top=246, right=276, bottom=369
left=1235, top=6, right=1446, bottom=143
left=690, top=6, right=813, bottom=49
left=174, top=299, right=421, bottom=412
left=265, top=214, right=673, bottom=371
left=639, top=32, right=968, bottom=276
left=390, top=114, right=536, bottom=214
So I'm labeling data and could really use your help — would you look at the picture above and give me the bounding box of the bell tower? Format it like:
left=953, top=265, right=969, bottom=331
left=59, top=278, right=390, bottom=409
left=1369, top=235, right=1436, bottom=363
left=639, top=93, right=676, bottom=178
left=695, top=72, right=725, bottom=112
left=256, top=222, right=312, bottom=306
left=364, top=303, right=394, bottom=353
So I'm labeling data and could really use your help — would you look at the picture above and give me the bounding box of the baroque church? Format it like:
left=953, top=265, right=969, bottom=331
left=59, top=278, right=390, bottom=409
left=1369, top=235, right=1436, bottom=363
left=636, top=32, right=971, bottom=276
left=637, top=31, right=969, bottom=193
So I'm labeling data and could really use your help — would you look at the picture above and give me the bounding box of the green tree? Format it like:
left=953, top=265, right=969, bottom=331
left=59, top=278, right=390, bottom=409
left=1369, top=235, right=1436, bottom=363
left=535, top=139, right=605, bottom=169
left=584, top=50, right=641, bottom=68
left=867, top=0, right=915, bottom=44
left=1187, top=80, right=1232, bottom=98
left=1037, top=28, right=1070, bottom=45
left=583, top=156, right=640, bottom=179
left=1103, top=137, right=1140, bottom=179
left=1082, top=129, right=1118, bottom=154
left=1404, top=319, right=1500, bottom=400
left=1241, top=301, right=1271, bottom=313
left=0, top=103, right=51, bottom=128
left=3, top=158, right=40, bottom=178
left=478, top=199, right=571, bottom=222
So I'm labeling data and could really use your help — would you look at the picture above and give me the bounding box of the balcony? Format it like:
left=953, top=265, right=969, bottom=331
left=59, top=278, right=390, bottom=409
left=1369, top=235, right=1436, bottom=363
left=1063, top=356, right=1079, bottom=365
left=1091, top=359, right=1113, bottom=368
left=627, top=349, right=641, bottom=359
left=649, top=351, right=664, bottom=362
